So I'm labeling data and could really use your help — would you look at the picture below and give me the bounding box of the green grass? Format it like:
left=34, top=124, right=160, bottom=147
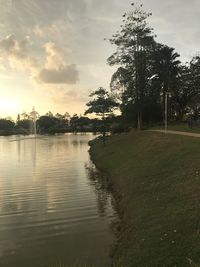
left=151, top=122, right=200, bottom=133
left=89, top=131, right=200, bottom=267
left=48, top=263, right=98, bottom=267
left=49, top=265, right=95, bottom=267
left=48, top=264, right=126, bottom=267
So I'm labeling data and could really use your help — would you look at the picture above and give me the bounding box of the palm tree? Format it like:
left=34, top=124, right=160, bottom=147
left=154, top=45, right=180, bottom=90
left=172, top=57, right=200, bottom=120
left=153, top=44, right=181, bottom=119
left=21, top=111, right=29, bottom=120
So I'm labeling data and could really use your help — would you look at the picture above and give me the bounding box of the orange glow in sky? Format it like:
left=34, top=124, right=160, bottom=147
left=0, top=0, right=198, bottom=118
left=0, top=98, right=21, bottom=117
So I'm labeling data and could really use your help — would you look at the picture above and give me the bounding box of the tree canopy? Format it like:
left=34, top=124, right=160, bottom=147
left=85, top=87, right=118, bottom=118
left=105, top=2, right=200, bottom=128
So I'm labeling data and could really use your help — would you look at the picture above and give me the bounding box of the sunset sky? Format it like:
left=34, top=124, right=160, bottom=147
left=0, top=0, right=200, bottom=119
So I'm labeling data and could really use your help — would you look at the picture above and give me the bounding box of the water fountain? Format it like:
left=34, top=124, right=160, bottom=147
left=30, top=106, right=38, bottom=137
left=12, top=107, right=39, bottom=142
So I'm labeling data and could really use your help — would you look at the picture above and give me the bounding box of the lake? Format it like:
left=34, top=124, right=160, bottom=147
left=0, top=134, right=116, bottom=267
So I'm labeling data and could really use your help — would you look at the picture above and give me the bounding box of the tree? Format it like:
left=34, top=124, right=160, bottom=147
left=110, top=67, right=131, bottom=102
left=76, top=116, right=91, bottom=131
left=55, top=113, right=63, bottom=120
left=171, top=57, right=200, bottom=120
left=70, top=114, right=79, bottom=132
left=107, top=3, right=156, bottom=129
left=0, top=119, right=15, bottom=131
left=188, top=56, right=200, bottom=115
left=45, top=111, right=54, bottom=117
left=110, top=67, right=138, bottom=124
left=37, top=115, right=59, bottom=134
left=189, top=94, right=200, bottom=118
left=152, top=44, right=181, bottom=120
left=21, top=111, right=29, bottom=120
left=85, top=87, right=118, bottom=118
left=85, top=87, right=118, bottom=142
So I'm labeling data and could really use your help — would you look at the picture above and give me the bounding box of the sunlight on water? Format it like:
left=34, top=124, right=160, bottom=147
left=0, top=134, right=116, bottom=267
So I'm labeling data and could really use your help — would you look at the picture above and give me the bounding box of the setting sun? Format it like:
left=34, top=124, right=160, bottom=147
left=0, top=98, right=20, bottom=117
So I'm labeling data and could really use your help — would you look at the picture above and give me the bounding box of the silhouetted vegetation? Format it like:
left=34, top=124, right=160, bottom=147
left=85, top=87, right=119, bottom=143
left=0, top=111, right=118, bottom=136
left=0, top=119, right=15, bottom=135
left=85, top=3, right=199, bottom=131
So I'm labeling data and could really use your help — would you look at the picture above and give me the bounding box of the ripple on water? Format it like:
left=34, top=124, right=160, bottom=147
left=0, top=134, right=117, bottom=267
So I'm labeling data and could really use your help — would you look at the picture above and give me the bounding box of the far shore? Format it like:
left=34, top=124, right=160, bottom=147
left=0, top=129, right=101, bottom=136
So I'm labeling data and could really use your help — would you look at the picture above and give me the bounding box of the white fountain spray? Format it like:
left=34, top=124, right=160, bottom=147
left=30, top=107, right=38, bottom=137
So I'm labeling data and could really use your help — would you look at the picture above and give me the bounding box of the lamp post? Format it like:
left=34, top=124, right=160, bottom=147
left=165, top=92, right=172, bottom=134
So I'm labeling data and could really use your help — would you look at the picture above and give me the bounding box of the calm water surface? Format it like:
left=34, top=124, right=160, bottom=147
left=0, top=134, right=116, bottom=267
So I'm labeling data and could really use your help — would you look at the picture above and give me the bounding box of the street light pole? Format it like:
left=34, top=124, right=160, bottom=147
left=165, top=92, right=171, bottom=134
left=165, top=92, right=168, bottom=134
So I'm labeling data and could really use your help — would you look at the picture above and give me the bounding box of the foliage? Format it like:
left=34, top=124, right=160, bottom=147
left=152, top=44, right=180, bottom=92
left=69, top=114, right=91, bottom=132
left=17, top=119, right=33, bottom=130
left=85, top=87, right=118, bottom=142
left=37, top=115, right=63, bottom=134
left=107, top=3, right=156, bottom=129
left=0, top=118, right=15, bottom=135
left=0, top=119, right=15, bottom=130
left=85, top=87, right=118, bottom=118
left=107, top=2, right=200, bottom=127
left=170, top=59, right=199, bottom=119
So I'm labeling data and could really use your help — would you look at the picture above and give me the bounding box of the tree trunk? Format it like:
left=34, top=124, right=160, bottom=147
left=102, top=113, right=106, bottom=145
left=137, top=111, right=143, bottom=130
left=177, top=105, right=185, bottom=121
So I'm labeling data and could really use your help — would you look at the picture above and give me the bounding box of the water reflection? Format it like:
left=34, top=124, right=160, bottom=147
left=86, top=162, right=113, bottom=217
left=0, top=134, right=116, bottom=267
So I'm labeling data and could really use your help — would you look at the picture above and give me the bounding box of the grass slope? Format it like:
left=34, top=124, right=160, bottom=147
left=89, top=131, right=200, bottom=267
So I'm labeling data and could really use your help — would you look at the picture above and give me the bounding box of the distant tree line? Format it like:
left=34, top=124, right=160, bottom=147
left=0, top=110, right=118, bottom=136
left=85, top=3, right=200, bottom=131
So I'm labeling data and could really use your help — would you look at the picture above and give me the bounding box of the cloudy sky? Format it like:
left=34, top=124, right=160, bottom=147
left=0, top=0, right=199, bottom=118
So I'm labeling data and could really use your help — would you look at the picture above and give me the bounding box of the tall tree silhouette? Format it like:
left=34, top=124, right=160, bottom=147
left=107, top=3, right=156, bottom=129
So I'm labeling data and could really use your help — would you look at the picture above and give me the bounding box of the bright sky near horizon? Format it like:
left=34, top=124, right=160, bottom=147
left=0, top=0, right=199, bottom=119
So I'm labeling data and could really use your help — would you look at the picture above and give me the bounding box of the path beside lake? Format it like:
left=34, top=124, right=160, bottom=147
left=150, top=129, right=200, bottom=138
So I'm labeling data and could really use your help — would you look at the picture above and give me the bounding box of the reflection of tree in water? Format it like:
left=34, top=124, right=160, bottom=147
left=85, top=162, right=112, bottom=217
left=85, top=161, right=120, bottom=259
left=72, top=139, right=85, bottom=147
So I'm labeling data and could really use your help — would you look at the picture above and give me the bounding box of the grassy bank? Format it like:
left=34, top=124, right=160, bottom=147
left=89, top=131, right=200, bottom=267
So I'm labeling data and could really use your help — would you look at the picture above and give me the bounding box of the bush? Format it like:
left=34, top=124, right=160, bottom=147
left=111, top=123, right=131, bottom=134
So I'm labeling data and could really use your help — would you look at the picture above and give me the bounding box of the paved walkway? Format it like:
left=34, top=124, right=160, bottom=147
left=150, top=129, right=200, bottom=138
